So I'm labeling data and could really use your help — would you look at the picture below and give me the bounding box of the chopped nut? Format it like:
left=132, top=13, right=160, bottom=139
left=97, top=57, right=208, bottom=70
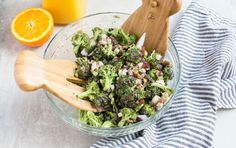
left=162, top=60, right=171, bottom=66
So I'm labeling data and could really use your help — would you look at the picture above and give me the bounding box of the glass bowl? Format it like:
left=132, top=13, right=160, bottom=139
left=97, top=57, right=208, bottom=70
left=44, top=12, right=181, bottom=137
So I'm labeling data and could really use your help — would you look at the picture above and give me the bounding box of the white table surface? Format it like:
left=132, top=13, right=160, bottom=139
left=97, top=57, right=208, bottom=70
left=0, top=0, right=236, bottom=148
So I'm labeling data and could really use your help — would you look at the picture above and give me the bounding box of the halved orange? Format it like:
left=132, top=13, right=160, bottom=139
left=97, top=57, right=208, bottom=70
left=11, top=8, right=54, bottom=47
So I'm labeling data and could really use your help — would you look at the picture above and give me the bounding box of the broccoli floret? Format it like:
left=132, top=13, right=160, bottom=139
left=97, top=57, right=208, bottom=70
left=123, top=45, right=142, bottom=64
left=76, top=81, right=100, bottom=100
left=117, top=29, right=136, bottom=45
left=75, top=57, right=91, bottom=79
left=104, top=58, right=123, bottom=70
left=79, top=110, right=103, bottom=127
left=92, top=93, right=111, bottom=110
left=147, top=69, right=157, bottom=81
left=144, top=84, right=162, bottom=99
left=96, top=65, right=117, bottom=91
left=120, top=92, right=137, bottom=108
left=92, top=27, right=104, bottom=41
left=107, top=28, right=119, bottom=37
left=72, top=31, right=93, bottom=57
left=163, top=66, right=173, bottom=83
left=101, top=43, right=117, bottom=60
left=140, top=104, right=155, bottom=116
left=145, top=52, right=162, bottom=69
left=118, top=108, right=137, bottom=127
left=151, top=82, right=173, bottom=95
left=109, top=93, right=118, bottom=112
left=107, top=28, right=136, bottom=45
left=134, top=88, right=146, bottom=99
left=88, top=46, right=103, bottom=61
left=102, top=120, right=115, bottom=128
left=116, top=75, right=136, bottom=96
left=88, top=43, right=117, bottom=61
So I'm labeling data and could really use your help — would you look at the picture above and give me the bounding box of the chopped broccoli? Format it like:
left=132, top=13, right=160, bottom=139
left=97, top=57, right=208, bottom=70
left=107, top=28, right=119, bottom=37
left=72, top=31, right=93, bottom=56
left=96, top=65, right=117, bottom=91
left=163, top=66, right=173, bottom=83
left=145, top=51, right=162, bottom=69
left=80, top=111, right=103, bottom=127
left=118, top=108, right=137, bottom=127
left=116, top=75, right=136, bottom=96
left=75, top=57, right=91, bottom=79
left=123, top=45, right=142, bottom=64
left=110, top=93, right=118, bottom=112
left=107, top=28, right=136, bottom=45
left=145, top=84, right=162, bottom=99
left=102, top=121, right=115, bottom=128
left=76, top=81, right=100, bottom=100
left=140, top=104, right=155, bottom=116
left=101, top=43, right=117, bottom=60
left=92, top=93, right=111, bottom=110
left=147, top=69, right=157, bottom=81
left=88, top=46, right=103, bottom=61
left=92, top=27, right=104, bottom=41
left=119, top=91, right=137, bottom=108
left=151, top=82, right=173, bottom=95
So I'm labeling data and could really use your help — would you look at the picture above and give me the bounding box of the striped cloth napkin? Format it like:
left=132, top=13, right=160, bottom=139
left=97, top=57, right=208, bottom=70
left=91, top=2, right=236, bottom=148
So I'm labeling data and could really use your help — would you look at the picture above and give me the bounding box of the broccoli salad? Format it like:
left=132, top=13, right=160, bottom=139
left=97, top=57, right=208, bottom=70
left=71, top=27, right=173, bottom=128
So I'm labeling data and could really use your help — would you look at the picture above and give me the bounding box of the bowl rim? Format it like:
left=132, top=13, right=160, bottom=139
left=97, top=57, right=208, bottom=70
left=43, top=12, right=181, bottom=136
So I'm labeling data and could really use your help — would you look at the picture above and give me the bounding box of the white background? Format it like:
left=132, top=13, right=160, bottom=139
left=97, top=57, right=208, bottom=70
left=0, top=0, right=236, bottom=147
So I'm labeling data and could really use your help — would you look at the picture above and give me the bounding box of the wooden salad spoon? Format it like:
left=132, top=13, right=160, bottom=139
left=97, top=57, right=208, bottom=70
left=15, top=0, right=182, bottom=112
left=123, top=0, right=182, bottom=56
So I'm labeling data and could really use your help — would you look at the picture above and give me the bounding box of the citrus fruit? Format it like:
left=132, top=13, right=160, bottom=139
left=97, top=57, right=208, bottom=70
left=11, top=8, right=54, bottom=47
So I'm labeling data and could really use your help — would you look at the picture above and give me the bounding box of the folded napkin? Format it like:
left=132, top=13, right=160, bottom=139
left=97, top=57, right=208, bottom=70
left=91, top=2, right=236, bottom=148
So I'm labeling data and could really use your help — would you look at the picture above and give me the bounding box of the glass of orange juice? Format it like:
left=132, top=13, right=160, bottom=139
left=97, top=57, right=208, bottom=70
left=42, top=0, right=86, bottom=24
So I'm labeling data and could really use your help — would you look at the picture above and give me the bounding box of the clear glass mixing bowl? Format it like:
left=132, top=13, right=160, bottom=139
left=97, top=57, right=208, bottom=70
left=44, top=12, right=181, bottom=137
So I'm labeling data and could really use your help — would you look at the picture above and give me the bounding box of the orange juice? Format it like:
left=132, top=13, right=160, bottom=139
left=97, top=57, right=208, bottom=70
left=42, top=0, right=86, bottom=24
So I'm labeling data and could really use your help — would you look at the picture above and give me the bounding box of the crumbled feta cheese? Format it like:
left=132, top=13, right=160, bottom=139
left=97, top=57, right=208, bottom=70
left=110, top=85, right=115, bottom=91
left=156, top=102, right=164, bottom=110
left=91, top=61, right=104, bottom=72
left=137, top=62, right=143, bottom=68
left=128, top=69, right=133, bottom=76
left=140, top=68, right=146, bottom=73
left=156, top=79, right=165, bottom=85
left=81, top=49, right=88, bottom=56
left=101, top=34, right=107, bottom=40
left=99, top=40, right=107, bottom=45
left=156, top=54, right=162, bottom=60
left=162, top=92, right=169, bottom=102
left=118, top=112, right=122, bottom=117
left=152, top=95, right=160, bottom=105
left=114, top=47, right=120, bottom=54
left=136, top=79, right=142, bottom=85
left=90, top=38, right=96, bottom=46
left=118, top=69, right=128, bottom=76
left=107, top=38, right=112, bottom=44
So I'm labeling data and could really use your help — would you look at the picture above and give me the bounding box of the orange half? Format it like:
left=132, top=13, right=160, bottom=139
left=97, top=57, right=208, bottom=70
left=11, top=8, right=54, bottom=47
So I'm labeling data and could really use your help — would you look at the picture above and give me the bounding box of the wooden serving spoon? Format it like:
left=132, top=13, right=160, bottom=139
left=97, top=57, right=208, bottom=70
left=15, top=50, right=100, bottom=112
left=122, top=0, right=182, bottom=56
left=15, top=0, right=182, bottom=112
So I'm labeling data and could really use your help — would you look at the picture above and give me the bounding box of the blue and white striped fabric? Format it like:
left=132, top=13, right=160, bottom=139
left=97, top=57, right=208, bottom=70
left=91, top=2, right=236, bottom=148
